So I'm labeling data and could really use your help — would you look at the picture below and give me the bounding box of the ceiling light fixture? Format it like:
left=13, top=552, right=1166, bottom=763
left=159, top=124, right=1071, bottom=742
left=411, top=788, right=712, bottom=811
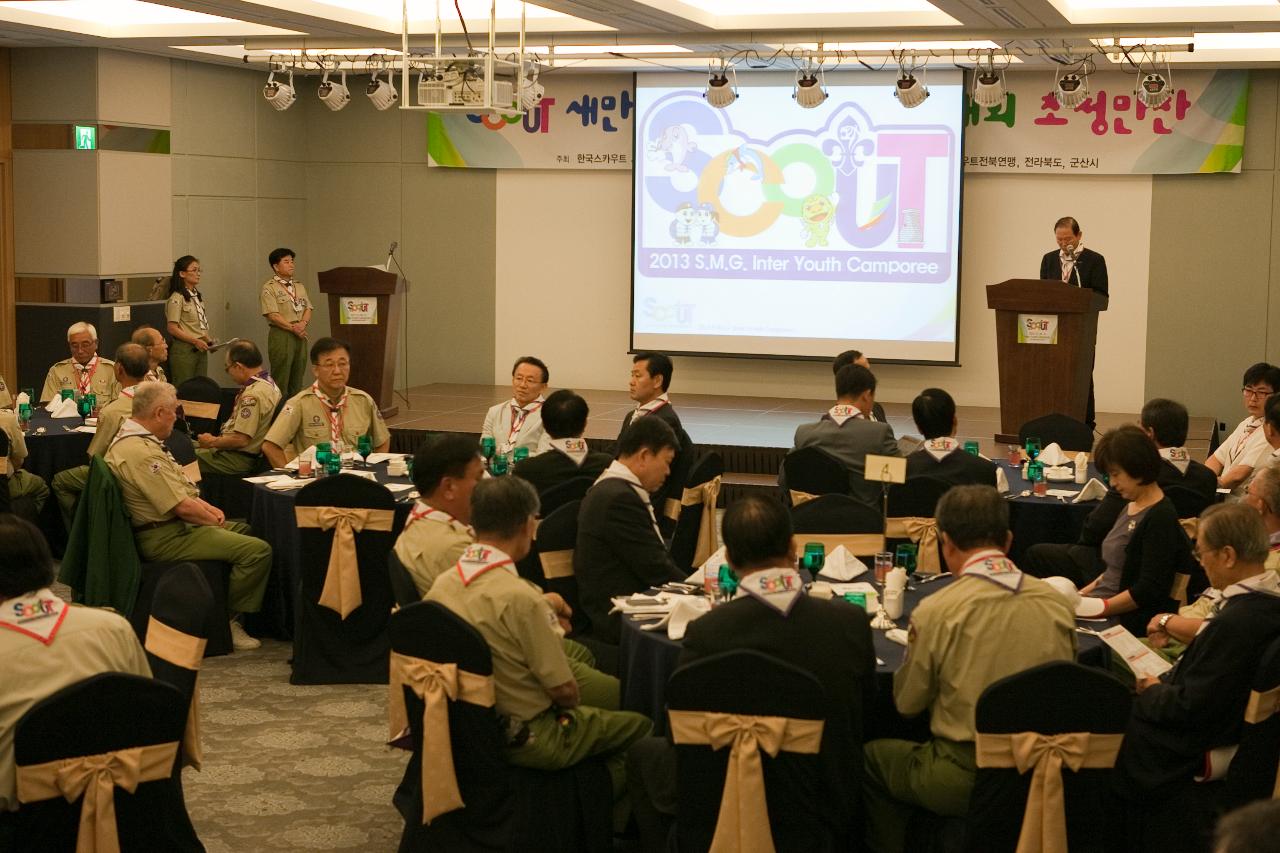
left=366, top=69, right=399, bottom=110
left=1054, top=60, right=1092, bottom=109
left=519, top=61, right=544, bottom=110
left=893, top=53, right=928, bottom=109
left=971, top=50, right=1005, bottom=108
left=704, top=58, right=737, bottom=109
left=317, top=69, right=351, bottom=111
left=1135, top=51, right=1173, bottom=109
left=793, top=55, right=827, bottom=109
left=263, top=68, right=296, bottom=111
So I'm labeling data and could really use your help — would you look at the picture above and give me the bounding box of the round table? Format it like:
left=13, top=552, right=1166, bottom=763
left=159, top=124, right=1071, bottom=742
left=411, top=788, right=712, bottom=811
left=19, top=409, right=94, bottom=552
left=1004, top=460, right=1103, bottom=563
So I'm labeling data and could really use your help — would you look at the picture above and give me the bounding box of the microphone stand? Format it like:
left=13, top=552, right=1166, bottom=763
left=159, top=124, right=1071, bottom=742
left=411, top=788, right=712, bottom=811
left=386, top=244, right=412, bottom=411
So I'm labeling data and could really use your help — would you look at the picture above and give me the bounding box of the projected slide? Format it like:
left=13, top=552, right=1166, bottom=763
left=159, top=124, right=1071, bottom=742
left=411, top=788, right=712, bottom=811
left=632, top=71, right=963, bottom=363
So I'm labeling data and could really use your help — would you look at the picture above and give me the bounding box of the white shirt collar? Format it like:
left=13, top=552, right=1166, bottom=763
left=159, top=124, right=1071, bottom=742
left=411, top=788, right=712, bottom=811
left=634, top=393, right=670, bottom=415
left=1223, top=569, right=1280, bottom=601
left=110, top=418, right=159, bottom=448
left=595, top=460, right=664, bottom=542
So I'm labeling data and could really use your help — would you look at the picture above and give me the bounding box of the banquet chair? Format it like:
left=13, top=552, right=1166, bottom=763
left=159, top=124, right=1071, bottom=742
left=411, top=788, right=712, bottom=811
left=0, top=426, right=11, bottom=515
left=389, top=601, right=613, bottom=853
left=1164, top=484, right=1214, bottom=522
left=782, top=446, right=851, bottom=505
left=538, top=475, right=594, bottom=517
left=967, top=661, right=1131, bottom=853
left=668, top=451, right=724, bottom=574
left=291, top=473, right=397, bottom=684
left=655, top=426, right=697, bottom=539
left=667, top=650, right=836, bottom=853
left=175, top=375, right=223, bottom=437
left=1017, top=414, right=1095, bottom=454
left=12, top=673, right=203, bottom=853
left=1221, top=634, right=1280, bottom=811
left=885, top=477, right=952, bottom=575
left=387, top=548, right=422, bottom=608
left=535, top=499, right=584, bottom=630
left=790, top=493, right=886, bottom=557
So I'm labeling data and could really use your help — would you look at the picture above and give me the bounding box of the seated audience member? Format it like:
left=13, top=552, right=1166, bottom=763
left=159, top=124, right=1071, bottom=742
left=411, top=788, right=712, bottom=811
left=1244, top=391, right=1280, bottom=493
left=787, top=364, right=899, bottom=509
left=482, top=356, right=550, bottom=457
left=50, top=343, right=150, bottom=527
left=1214, top=800, right=1280, bottom=853
left=105, top=382, right=272, bottom=651
left=619, top=352, right=682, bottom=437
left=0, top=515, right=151, bottom=813
left=1077, top=426, right=1195, bottom=631
left=0, top=376, right=9, bottom=409
left=1115, top=505, right=1280, bottom=847
left=1205, top=362, right=1280, bottom=499
left=627, top=494, right=876, bottom=852
left=833, top=349, right=887, bottom=423
left=0, top=408, right=46, bottom=515
left=425, top=477, right=651, bottom=800
left=513, top=389, right=612, bottom=494
left=862, top=485, right=1076, bottom=853
left=1245, top=463, right=1280, bottom=567
left=392, top=433, right=483, bottom=596
left=195, top=340, right=281, bottom=476
left=40, top=322, right=120, bottom=403
left=262, top=337, right=390, bottom=468
left=905, top=387, right=997, bottom=487
left=576, top=417, right=685, bottom=644
left=131, top=325, right=169, bottom=383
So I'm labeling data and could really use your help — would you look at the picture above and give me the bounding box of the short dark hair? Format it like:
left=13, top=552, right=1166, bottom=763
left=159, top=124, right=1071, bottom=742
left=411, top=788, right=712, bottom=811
left=0, top=514, right=55, bottom=599
left=1140, top=398, right=1189, bottom=448
left=835, top=364, right=876, bottom=400
left=912, top=388, right=955, bottom=440
left=541, top=389, right=588, bottom=439
left=723, top=494, right=793, bottom=570
left=617, top=415, right=679, bottom=457
left=1243, top=362, right=1280, bottom=391
left=227, top=339, right=264, bottom=369
left=112, top=343, right=150, bottom=381
left=1266, top=393, right=1280, bottom=436
left=310, top=337, right=350, bottom=364
left=633, top=352, right=673, bottom=393
left=1054, top=216, right=1080, bottom=235
left=936, top=485, right=1009, bottom=551
left=269, top=247, right=295, bottom=267
left=412, top=433, right=480, bottom=496
left=832, top=349, right=863, bottom=375
left=471, top=476, right=540, bottom=539
left=512, top=356, right=548, bottom=384
left=1215, top=798, right=1280, bottom=853
left=1092, top=425, right=1162, bottom=485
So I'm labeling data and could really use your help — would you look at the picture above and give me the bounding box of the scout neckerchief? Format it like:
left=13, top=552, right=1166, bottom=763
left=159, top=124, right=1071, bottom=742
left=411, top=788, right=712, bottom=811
left=0, top=588, right=68, bottom=645
left=146, top=367, right=162, bottom=382
left=596, top=459, right=664, bottom=543
left=825, top=404, right=864, bottom=427
left=120, top=386, right=136, bottom=401
left=1060, top=242, right=1082, bottom=283
left=109, top=417, right=160, bottom=450
left=455, top=543, right=515, bottom=586
left=406, top=499, right=474, bottom=537
left=74, top=356, right=100, bottom=395
left=274, top=275, right=304, bottom=313
left=1232, top=417, right=1262, bottom=461
left=1221, top=569, right=1280, bottom=604
left=188, top=288, right=209, bottom=331
left=1270, top=530, right=1280, bottom=551
left=960, top=548, right=1024, bottom=592
left=632, top=393, right=670, bottom=419
left=549, top=437, right=589, bottom=466
left=504, top=397, right=543, bottom=453
left=312, top=382, right=349, bottom=445
left=924, top=436, right=961, bottom=462
left=1159, top=446, right=1191, bottom=475
left=740, top=567, right=803, bottom=616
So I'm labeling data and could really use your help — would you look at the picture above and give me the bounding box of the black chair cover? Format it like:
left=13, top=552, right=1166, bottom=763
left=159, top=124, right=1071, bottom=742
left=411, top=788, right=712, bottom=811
left=791, top=493, right=884, bottom=535
left=175, top=376, right=223, bottom=437
left=1223, top=635, right=1280, bottom=809
left=387, top=548, right=421, bottom=608
left=144, top=563, right=214, bottom=776
left=130, top=560, right=232, bottom=657
left=535, top=499, right=585, bottom=633
left=1018, top=414, right=1095, bottom=454
left=668, top=650, right=836, bottom=853
left=887, top=476, right=951, bottom=518
left=291, top=474, right=396, bottom=684
left=0, top=428, right=11, bottom=515
left=1164, top=484, right=1213, bottom=521
left=163, top=429, right=198, bottom=467
left=390, top=602, right=612, bottom=853
left=655, top=427, right=696, bottom=538
left=12, top=673, right=203, bottom=853
left=669, top=451, right=724, bottom=574
left=966, top=661, right=1132, bottom=853
left=782, top=446, right=851, bottom=502
left=539, top=476, right=595, bottom=517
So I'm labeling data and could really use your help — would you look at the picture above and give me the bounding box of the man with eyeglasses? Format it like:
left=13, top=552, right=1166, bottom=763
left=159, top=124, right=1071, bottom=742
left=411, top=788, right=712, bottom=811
left=1205, top=363, right=1280, bottom=500
left=39, top=322, right=120, bottom=403
left=130, top=326, right=169, bottom=384
left=195, top=340, right=281, bottom=476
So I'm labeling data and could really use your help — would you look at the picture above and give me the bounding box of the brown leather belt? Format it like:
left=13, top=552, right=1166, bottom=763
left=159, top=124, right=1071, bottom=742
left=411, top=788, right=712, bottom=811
left=134, top=518, right=183, bottom=533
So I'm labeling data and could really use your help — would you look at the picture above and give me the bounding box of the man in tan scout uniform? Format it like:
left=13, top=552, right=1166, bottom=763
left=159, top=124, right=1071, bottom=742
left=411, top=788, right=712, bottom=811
left=262, top=337, right=389, bottom=468
left=131, top=325, right=169, bottom=384
left=39, top=322, right=119, bottom=403
left=0, top=375, right=11, bottom=409
left=260, top=247, right=313, bottom=400
left=394, top=433, right=483, bottom=596
left=0, top=408, right=48, bottom=512
left=105, top=381, right=272, bottom=651
left=195, top=340, right=281, bottom=476
left=861, top=485, right=1078, bottom=853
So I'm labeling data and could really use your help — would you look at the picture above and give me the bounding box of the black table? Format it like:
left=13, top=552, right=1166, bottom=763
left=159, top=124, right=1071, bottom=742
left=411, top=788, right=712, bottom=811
left=1004, top=459, right=1104, bottom=563
left=20, top=409, right=93, bottom=552
left=243, top=462, right=415, bottom=639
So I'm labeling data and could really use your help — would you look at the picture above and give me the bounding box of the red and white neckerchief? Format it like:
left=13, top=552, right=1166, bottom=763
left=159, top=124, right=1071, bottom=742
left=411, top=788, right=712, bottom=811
left=406, top=500, right=474, bottom=537
left=312, top=382, right=349, bottom=445
left=75, top=356, right=100, bottom=395
left=455, top=543, right=516, bottom=587
left=549, top=437, right=589, bottom=466
left=961, top=548, right=1023, bottom=592
left=189, top=289, right=209, bottom=331
left=632, top=394, right=670, bottom=419
left=145, top=368, right=161, bottom=382
left=1232, top=418, right=1262, bottom=459
left=924, top=436, right=961, bottom=462
left=504, top=397, right=544, bottom=452
left=0, top=588, right=68, bottom=645
left=233, top=372, right=275, bottom=410
left=274, top=275, right=304, bottom=313
left=826, top=404, right=864, bottom=426
left=120, top=386, right=136, bottom=400
left=1059, top=242, right=1082, bottom=283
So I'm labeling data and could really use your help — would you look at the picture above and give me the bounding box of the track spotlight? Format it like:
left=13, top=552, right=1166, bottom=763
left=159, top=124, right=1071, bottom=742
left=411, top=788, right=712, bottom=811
left=1055, top=70, right=1088, bottom=108
left=366, top=70, right=398, bottom=110
left=793, top=57, right=827, bottom=109
left=317, top=70, right=351, bottom=111
left=263, top=69, right=296, bottom=111
left=971, top=52, right=1005, bottom=108
left=519, top=62, right=544, bottom=111
left=893, top=53, right=928, bottom=109
left=704, top=59, right=737, bottom=109
left=1136, top=71, right=1172, bottom=109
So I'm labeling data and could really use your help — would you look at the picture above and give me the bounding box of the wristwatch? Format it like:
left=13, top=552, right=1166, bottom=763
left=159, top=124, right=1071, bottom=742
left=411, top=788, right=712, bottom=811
left=1157, top=613, right=1174, bottom=632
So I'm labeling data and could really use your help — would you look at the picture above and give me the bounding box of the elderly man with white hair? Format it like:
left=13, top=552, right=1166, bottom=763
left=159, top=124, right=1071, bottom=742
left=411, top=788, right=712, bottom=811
left=39, top=322, right=120, bottom=403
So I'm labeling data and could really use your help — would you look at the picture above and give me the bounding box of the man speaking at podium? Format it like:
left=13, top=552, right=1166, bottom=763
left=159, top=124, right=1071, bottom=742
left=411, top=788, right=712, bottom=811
left=1039, top=216, right=1109, bottom=428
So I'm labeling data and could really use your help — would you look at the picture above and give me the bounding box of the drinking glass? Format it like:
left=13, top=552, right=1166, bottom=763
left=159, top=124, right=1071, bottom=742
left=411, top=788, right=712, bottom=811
left=963, top=441, right=980, bottom=456
left=894, top=543, right=918, bottom=575
left=874, top=552, right=893, bottom=584
left=357, top=434, right=373, bottom=467
left=1024, top=437, right=1042, bottom=460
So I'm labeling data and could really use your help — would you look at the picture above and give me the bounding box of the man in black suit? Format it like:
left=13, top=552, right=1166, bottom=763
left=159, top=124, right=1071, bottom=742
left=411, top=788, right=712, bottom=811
left=1039, top=216, right=1108, bottom=427
left=833, top=349, right=887, bottom=423
left=626, top=494, right=876, bottom=852
left=576, top=416, right=685, bottom=644
left=1023, top=397, right=1217, bottom=586
left=905, top=388, right=997, bottom=487
left=512, top=389, right=611, bottom=495
left=618, top=352, right=693, bottom=534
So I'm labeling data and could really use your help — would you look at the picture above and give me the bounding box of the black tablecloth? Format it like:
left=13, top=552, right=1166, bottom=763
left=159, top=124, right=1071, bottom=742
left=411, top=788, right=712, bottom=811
left=243, top=462, right=415, bottom=639
left=1005, top=460, right=1103, bottom=563
left=20, top=410, right=93, bottom=553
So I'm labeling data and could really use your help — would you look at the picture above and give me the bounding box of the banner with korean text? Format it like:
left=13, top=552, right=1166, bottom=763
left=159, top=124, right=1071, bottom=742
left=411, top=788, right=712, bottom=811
left=963, top=69, right=1248, bottom=174
left=427, top=73, right=634, bottom=169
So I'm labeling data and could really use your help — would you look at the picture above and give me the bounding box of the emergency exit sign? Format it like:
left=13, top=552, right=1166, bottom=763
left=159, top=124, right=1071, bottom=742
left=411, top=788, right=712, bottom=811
left=73, top=125, right=96, bottom=150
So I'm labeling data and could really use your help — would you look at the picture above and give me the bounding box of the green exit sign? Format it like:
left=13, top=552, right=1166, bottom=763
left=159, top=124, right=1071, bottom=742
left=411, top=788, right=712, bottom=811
left=73, top=125, right=96, bottom=150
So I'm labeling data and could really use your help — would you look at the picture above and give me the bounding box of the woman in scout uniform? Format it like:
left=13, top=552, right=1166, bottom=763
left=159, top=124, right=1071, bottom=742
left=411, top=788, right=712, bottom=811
left=164, top=255, right=212, bottom=385
left=260, top=247, right=313, bottom=399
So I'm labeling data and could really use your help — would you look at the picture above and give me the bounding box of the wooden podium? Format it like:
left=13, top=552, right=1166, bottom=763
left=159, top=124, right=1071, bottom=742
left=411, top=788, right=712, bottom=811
left=986, top=279, right=1107, bottom=443
left=317, top=266, right=402, bottom=418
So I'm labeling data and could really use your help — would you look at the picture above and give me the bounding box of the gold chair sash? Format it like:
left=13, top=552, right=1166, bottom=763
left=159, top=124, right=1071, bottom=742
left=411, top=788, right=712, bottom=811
left=1170, top=573, right=1190, bottom=608
left=178, top=400, right=220, bottom=420
left=144, top=617, right=206, bottom=771
left=976, top=731, right=1124, bottom=853
left=668, top=710, right=824, bottom=853
left=885, top=516, right=941, bottom=575
left=387, top=651, right=497, bottom=824
left=294, top=506, right=396, bottom=619
left=789, top=533, right=886, bottom=559
left=788, top=489, right=818, bottom=507
left=17, top=740, right=179, bottom=853
left=663, top=477, right=722, bottom=566
left=1245, top=685, right=1280, bottom=724
left=540, top=549, right=575, bottom=580
left=1179, top=517, right=1199, bottom=541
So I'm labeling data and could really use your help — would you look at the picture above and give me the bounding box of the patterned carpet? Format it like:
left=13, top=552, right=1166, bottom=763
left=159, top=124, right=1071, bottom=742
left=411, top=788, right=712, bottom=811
left=183, top=640, right=408, bottom=852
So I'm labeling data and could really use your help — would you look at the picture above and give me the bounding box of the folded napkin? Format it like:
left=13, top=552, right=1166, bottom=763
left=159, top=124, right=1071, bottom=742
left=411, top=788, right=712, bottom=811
left=49, top=397, right=79, bottom=419
left=365, top=452, right=408, bottom=465
left=611, top=593, right=675, bottom=616
left=686, top=545, right=727, bottom=586
left=996, top=466, right=1010, bottom=494
left=1036, top=442, right=1069, bottom=466
left=1075, top=596, right=1107, bottom=618
left=885, top=566, right=909, bottom=594
left=869, top=608, right=896, bottom=630
left=285, top=444, right=317, bottom=471
left=1074, top=478, right=1108, bottom=503
left=667, top=596, right=711, bottom=640
left=885, top=628, right=909, bottom=646
left=266, top=477, right=309, bottom=491
left=14, top=391, right=29, bottom=407
left=817, top=545, right=867, bottom=581
left=1044, top=465, right=1073, bottom=481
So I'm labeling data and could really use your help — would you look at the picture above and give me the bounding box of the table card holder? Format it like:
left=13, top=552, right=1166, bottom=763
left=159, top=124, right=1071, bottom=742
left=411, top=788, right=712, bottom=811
left=864, top=453, right=906, bottom=534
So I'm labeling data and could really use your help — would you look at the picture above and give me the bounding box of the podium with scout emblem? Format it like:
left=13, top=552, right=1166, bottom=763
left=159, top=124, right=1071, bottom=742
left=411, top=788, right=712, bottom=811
left=317, top=267, right=403, bottom=418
